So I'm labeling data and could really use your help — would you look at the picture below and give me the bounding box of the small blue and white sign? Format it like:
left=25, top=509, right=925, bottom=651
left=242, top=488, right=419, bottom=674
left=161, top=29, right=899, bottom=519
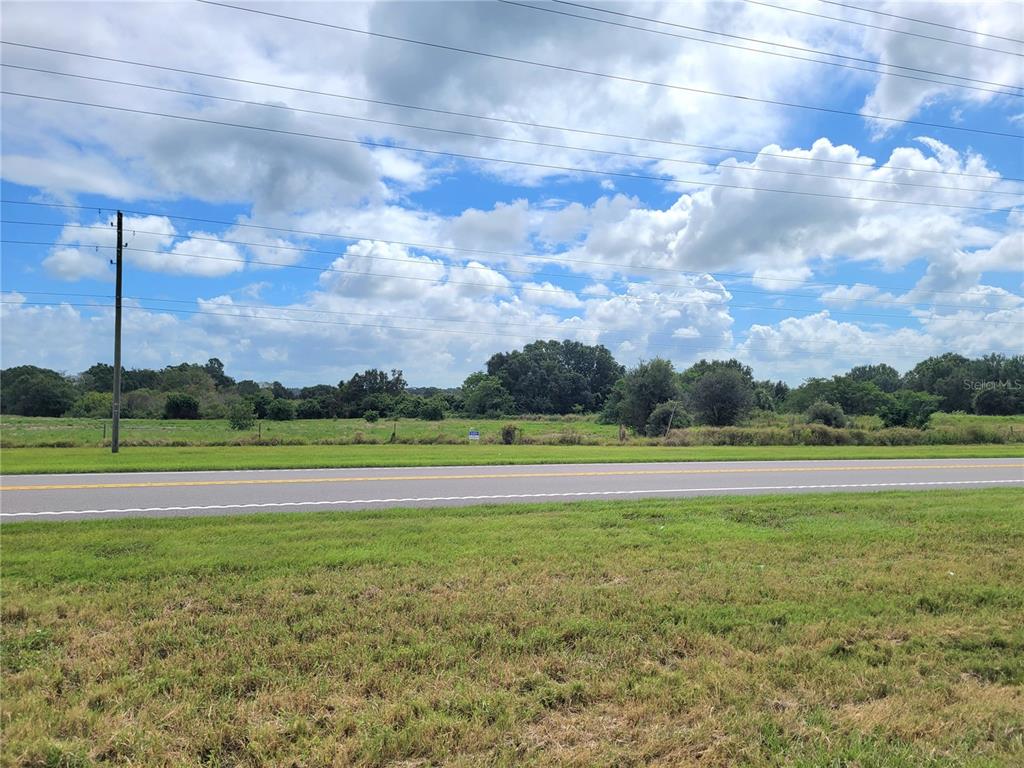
left=468, top=429, right=480, bottom=441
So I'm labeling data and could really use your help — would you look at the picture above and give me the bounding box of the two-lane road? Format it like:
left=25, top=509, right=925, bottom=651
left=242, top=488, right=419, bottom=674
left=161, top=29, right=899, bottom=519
left=1, top=458, right=1022, bottom=521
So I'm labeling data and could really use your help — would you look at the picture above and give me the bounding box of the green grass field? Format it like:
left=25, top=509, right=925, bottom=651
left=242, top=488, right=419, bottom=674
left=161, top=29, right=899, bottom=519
left=3, top=489, right=1022, bottom=766
left=3, top=442, right=1023, bottom=474
left=3, top=413, right=1021, bottom=449
left=0, top=415, right=615, bottom=448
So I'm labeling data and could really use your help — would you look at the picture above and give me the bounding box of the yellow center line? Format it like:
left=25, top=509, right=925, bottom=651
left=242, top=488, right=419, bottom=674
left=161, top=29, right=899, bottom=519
left=1, top=463, right=1021, bottom=492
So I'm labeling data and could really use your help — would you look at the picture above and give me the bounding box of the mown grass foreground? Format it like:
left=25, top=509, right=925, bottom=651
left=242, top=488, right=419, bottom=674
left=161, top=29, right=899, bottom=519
left=3, top=489, right=1023, bottom=766
left=3, top=442, right=1024, bottom=475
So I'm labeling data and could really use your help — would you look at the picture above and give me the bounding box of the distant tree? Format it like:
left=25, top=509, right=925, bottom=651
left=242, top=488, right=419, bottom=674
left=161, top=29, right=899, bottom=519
left=600, top=358, right=678, bottom=433
left=903, top=353, right=973, bottom=412
left=77, top=363, right=115, bottom=393
left=164, top=392, right=200, bottom=419
left=340, top=369, right=406, bottom=418
left=236, top=379, right=262, bottom=397
left=299, top=384, right=342, bottom=418
left=486, top=340, right=623, bottom=414
left=879, top=391, right=940, bottom=428
left=846, top=363, right=901, bottom=393
left=67, top=391, right=113, bottom=418
left=0, top=366, right=77, bottom=416
left=203, top=358, right=235, bottom=389
left=363, top=409, right=380, bottom=423
left=270, top=381, right=294, bottom=400
left=785, top=377, right=888, bottom=415
left=679, top=359, right=754, bottom=393
left=121, top=388, right=166, bottom=419
left=121, top=367, right=160, bottom=392
left=243, top=391, right=273, bottom=420
left=227, top=400, right=256, bottom=430
left=973, top=386, right=1020, bottom=416
left=295, top=399, right=326, bottom=419
left=462, top=373, right=515, bottom=417
left=805, top=400, right=847, bottom=428
left=266, top=398, right=296, bottom=421
left=688, top=369, right=754, bottom=426
left=753, top=380, right=789, bottom=411
left=417, top=395, right=447, bottom=421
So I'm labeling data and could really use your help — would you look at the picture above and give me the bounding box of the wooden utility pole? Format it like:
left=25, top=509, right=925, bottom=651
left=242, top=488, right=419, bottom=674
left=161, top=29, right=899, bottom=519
left=111, top=211, right=123, bottom=453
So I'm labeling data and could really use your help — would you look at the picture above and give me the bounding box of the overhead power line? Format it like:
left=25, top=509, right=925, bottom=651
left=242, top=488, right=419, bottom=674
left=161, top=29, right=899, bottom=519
left=813, top=0, right=1024, bottom=45
left=8, top=219, right=1012, bottom=313
left=499, top=0, right=1021, bottom=96
left=743, top=0, right=1024, bottom=57
left=7, top=65, right=1017, bottom=198
left=194, top=0, right=1022, bottom=139
left=3, top=42, right=1015, bottom=183
left=2, top=200, right=1015, bottom=301
left=5, top=299, right=1017, bottom=360
left=5, top=219, right=1013, bottom=313
left=5, top=238, right=1021, bottom=326
left=4, top=91, right=1016, bottom=214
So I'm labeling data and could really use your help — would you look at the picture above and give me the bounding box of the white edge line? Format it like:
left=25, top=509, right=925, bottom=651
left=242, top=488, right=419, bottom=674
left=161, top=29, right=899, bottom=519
left=1, top=479, right=1021, bottom=518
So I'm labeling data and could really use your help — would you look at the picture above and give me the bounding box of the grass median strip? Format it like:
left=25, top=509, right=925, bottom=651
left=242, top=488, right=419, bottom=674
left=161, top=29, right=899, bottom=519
left=2, top=488, right=1022, bottom=766
left=3, top=442, right=1023, bottom=475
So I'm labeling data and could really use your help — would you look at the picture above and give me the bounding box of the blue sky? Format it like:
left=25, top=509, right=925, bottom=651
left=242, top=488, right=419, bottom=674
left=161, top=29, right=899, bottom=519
left=1, top=0, right=1021, bottom=387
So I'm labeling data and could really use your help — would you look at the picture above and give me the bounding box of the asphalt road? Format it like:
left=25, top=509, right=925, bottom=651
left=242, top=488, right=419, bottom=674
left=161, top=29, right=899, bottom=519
left=1, top=458, right=1022, bottom=522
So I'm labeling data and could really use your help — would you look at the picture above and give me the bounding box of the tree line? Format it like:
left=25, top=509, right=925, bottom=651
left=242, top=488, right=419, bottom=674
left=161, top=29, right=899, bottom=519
left=2, top=344, right=1021, bottom=429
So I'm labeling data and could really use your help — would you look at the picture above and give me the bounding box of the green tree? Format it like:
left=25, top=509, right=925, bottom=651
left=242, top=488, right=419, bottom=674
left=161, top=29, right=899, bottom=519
left=266, top=398, right=296, bottom=421
left=417, top=395, right=447, bottom=421
left=903, top=353, right=973, bottom=412
left=600, top=359, right=678, bottom=433
left=0, top=366, right=77, bottom=416
left=203, top=358, right=235, bottom=389
left=973, top=386, right=1021, bottom=416
left=462, top=373, right=515, bottom=417
left=688, top=368, right=754, bottom=426
left=121, top=388, right=166, bottom=418
left=227, top=400, right=256, bottom=430
left=163, top=392, right=200, bottom=419
left=295, top=399, right=325, bottom=419
left=846, top=363, right=901, bottom=393
left=77, top=363, right=115, bottom=393
left=486, top=340, right=623, bottom=414
left=879, top=391, right=940, bottom=428
left=340, top=369, right=407, bottom=418
left=67, top=391, right=113, bottom=418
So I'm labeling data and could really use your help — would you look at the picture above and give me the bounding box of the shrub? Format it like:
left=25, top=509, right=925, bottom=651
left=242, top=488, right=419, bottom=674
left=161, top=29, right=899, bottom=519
left=295, top=399, right=325, bottom=419
left=67, top=391, right=112, bottom=418
left=227, top=400, right=256, bottom=430
left=501, top=423, right=519, bottom=444
left=163, top=392, right=200, bottom=419
left=973, top=386, right=1021, bottom=416
left=418, top=396, right=447, bottom=421
left=805, top=400, right=847, bottom=428
left=266, top=399, right=296, bottom=421
left=645, top=400, right=691, bottom=437
left=879, top=391, right=940, bottom=428
left=363, top=410, right=380, bottom=423
left=122, top=388, right=166, bottom=419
